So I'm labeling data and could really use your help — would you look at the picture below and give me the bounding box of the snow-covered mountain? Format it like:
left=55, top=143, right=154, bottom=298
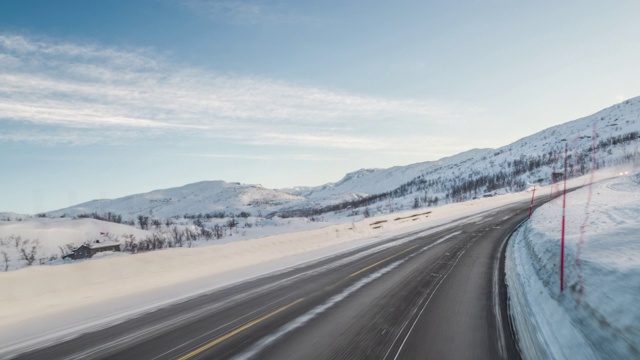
left=276, top=96, right=640, bottom=216
left=46, top=97, right=640, bottom=220
left=46, top=181, right=304, bottom=219
left=284, top=148, right=493, bottom=200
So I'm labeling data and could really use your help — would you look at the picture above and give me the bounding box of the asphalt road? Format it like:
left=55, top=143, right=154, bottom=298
left=14, top=200, right=539, bottom=360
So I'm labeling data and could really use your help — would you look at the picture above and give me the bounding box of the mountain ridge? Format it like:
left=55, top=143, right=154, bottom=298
left=45, top=96, right=640, bottom=220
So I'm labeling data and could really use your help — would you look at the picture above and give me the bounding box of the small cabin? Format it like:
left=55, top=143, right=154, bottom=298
left=64, top=242, right=121, bottom=260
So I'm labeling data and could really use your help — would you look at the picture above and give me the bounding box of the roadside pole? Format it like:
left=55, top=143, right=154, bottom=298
left=528, top=185, right=536, bottom=219
left=549, top=151, right=559, bottom=201
left=560, top=143, right=568, bottom=293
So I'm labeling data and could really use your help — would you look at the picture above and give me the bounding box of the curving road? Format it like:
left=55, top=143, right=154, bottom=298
left=14, top=200, right=541, bottom=360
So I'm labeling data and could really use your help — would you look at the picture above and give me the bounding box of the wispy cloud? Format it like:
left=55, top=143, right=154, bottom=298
left=0, top=34, right=470, bottom=152
left=245, top=132, right=387, bottom=150
left=0, top=127, right=139, bottom=146
left=185, top=153, right=345, bottom=161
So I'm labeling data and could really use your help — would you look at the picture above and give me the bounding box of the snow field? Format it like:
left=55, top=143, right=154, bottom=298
left=507, top=175, right=640, bottom=359
left=0, top=185, right=552, bottom=355
left=0, top=215, right=348, bottom=272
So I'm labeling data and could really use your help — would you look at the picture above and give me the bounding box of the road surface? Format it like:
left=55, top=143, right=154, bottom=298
left=15, top=201, right=539, bottom=360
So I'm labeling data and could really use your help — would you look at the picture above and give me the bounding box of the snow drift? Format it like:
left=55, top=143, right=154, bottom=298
left=507, top=175, right=640, bottom=359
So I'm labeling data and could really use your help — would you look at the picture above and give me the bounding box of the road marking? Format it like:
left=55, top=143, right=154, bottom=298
left=233, top=231, right=462, bottom=359
left=233, top=259, right=407, bottom=360
left=384, top=241, right=470, bottom=360
left=177, top=298, right=305, bottom=360
left=181, top=231, right=459, bottom=359
left=348, top=245, right=419, bottom=277
left=149, top=295, right=295, bottom=360
left=493, top=234, right=508, bottom=359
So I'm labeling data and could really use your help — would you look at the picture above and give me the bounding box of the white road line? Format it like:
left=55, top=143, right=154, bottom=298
left=232, top=259, right=406, bottom=360
left=386, top=241, right=471, bottom=360
left=233, top=232, right=461, bottom=360
left=492, top=233, right=510, bottom=359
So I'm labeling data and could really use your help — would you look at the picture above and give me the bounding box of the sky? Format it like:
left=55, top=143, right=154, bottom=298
left=1, top=0, right=639, bottom=214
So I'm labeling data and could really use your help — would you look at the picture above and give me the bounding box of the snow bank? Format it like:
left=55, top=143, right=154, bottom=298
left=507, top=175, right=640, bottom=359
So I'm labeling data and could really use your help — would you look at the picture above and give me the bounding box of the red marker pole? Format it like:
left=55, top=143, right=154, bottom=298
left=528, top=185, right=536, bottom=219
left=550, top=151, right=558, bottom=201
left=560, top=143, right=568, bottom=293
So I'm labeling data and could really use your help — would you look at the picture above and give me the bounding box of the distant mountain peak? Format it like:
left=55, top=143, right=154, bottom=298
left=46, top=179, right=304, bottom=219
left=336, top=168, right=381, bottom=185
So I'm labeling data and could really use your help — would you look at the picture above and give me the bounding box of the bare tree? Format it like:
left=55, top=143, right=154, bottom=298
left=12, top=235, right=22, bottom=249
left=20, top=239, right=39, bottom=266
left=1, top=250, right=9, bottom=271
left=137, top=215, right=150, bottom=230
left=170, top=226, right=184, bottom=247
left=227, top=218, right=238, bottom=230
left=201, top=227, right=213, bottom=240
left=213, top=224, right=223, bottom=239
left=185, top=228, right=197, bottom=241
left=58, top=246, right=67, bottom=258
left=58, top=243, right=75, bottom=258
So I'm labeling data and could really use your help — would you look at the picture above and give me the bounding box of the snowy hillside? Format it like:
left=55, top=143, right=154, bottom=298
left=46, top=181, right=304, bottom=220
left=277, top=96, right=640, bottom=217
left=283, top=148, right=493, bottom=202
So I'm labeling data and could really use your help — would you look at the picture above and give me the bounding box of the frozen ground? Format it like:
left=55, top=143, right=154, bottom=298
left=507, top=174, right=640, bottom=359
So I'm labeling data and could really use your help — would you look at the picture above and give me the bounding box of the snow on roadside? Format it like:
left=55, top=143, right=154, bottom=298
left=507, top=174, right=640, bottom=359
left=0, top=186, right=545, bottom=355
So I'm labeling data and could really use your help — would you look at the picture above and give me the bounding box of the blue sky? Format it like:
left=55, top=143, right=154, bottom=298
left=1, top=0, right=639, bottom=214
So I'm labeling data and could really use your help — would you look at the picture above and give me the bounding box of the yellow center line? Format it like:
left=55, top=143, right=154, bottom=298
left=177, top=297, right=305, bottom=360
left=348, top=245, right=419, bottom=277
left=178, top=243, right=419, bottom=358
